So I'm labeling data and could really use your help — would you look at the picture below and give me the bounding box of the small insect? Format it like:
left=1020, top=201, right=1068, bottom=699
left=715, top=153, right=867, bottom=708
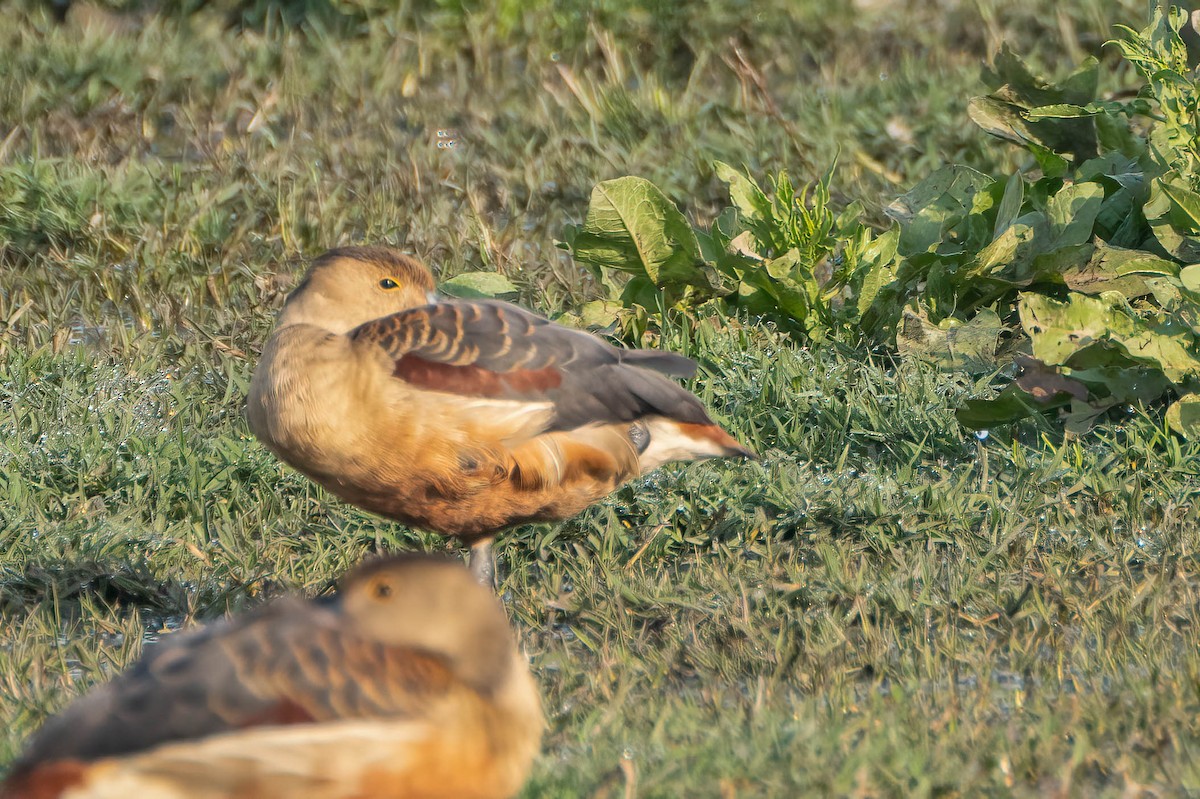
left=435, top=128, right=460, bottom=150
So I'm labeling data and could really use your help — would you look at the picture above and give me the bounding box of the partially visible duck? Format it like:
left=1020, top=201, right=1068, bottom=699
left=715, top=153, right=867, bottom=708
left=2, top=554, right=544, bottom=799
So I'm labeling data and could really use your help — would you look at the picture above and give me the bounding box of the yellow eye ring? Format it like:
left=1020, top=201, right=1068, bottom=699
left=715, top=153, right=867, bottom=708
left=379, top=278, right=400, bottom=290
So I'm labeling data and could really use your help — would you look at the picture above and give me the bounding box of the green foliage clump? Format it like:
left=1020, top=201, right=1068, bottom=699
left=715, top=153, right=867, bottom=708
left=566, top=5, right=1200, bottom=437
left=560, top=165, right=880, bottom=343
left=943, top=7, right=1200, bottom=434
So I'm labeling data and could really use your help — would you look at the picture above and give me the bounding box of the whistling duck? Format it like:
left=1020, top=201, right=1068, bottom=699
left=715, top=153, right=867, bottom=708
left=246, top=246, right=754, bottom=582
left=2, top=554, right=543, bottom=799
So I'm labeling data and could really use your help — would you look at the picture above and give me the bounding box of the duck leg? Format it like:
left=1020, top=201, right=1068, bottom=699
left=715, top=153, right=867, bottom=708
left=469, top=539, right=497, bottom=588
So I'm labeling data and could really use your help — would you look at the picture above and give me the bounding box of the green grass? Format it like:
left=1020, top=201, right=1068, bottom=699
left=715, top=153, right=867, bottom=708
left=4, top=1, right=1200, bottom=796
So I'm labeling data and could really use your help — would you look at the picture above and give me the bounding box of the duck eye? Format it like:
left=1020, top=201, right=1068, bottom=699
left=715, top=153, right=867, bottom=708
left=379, top=278, right=400, bottom=290
left=372, top=580, right=393, bottom=599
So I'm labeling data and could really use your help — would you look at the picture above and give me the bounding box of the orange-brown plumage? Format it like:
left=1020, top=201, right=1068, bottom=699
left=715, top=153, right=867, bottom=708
left=246, top=246, right=754, bottom=575
left=1, top=555, right=543, bottom=799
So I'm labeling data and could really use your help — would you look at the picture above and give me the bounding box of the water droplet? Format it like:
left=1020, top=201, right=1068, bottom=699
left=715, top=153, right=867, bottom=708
left=975, top=429, right=990, bottom=441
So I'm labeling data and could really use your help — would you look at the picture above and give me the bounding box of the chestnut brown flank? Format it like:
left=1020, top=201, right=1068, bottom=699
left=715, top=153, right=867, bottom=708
left=394, top=354, right=563, bottom=397
left=3, top=760, right=88, bottom=799
left=237, top=698, right=318, bottom=729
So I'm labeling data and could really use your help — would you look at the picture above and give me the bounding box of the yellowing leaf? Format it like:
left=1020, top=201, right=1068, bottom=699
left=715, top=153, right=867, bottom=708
left=1167, top=394, right=1200, bottom=438
left=440, top=272, right=520, bottom=300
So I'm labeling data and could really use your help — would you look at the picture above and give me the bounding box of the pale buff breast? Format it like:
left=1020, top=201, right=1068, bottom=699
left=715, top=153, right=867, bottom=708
left=247, top=326, right=429, bottom=478
left=57, top=713, right=534, bottom=799
left=57, top=656, right=543, bottom=799
left=246, top=324, right=559, bottom=512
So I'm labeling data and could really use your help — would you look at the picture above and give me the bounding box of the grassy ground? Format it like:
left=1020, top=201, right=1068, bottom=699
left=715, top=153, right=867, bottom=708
left=4, top=0, right=1199, bottom=796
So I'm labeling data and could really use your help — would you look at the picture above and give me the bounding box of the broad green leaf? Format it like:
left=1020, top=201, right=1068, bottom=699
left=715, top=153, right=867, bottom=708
left=1027, top=174, right=1065, bottom=211
left=1142, top=278, right=1200, bottom=338
left=1099, top=109, right=1142, bottom=158
left=886, top=165, right=996, bottom=256
left=972, top=48, right=1099, bottom=161
left=696, top=207, right=741, bottom=264
left=1146, top=179, right=1200, bottom=261
left=765, top=249, right=802, bottom=281
left=1062, top=245, right=1175, bottom=297
left=736, top=281, right=781, bottom=318
left=897, top=306, right=1003, bottom=373
left=1020, top=292, right=1131, bottom=365
left=620, top=275, right=662, bottom=311
left=714, top=161, right=773, bottom=226
left=974, top=214, right=1096, bottom=288
left=993, top=172, right=1024, bottom=237
left=1167, top=394, right=1200, bottom=438
left=695, top=228, right=722, bottom=265
left=568, top=176, right=710, bottom=295
left=956, top=384, right=1067, bottom=429
left=576, top=300, right=625, bottom=328
left=1026, top=243, right=1095, bottom=283
left=1046, top=181, right=1104, bottom=247
left=439, top=271, right=520, bottom=300
left=1094, top=109, right=1143, bottom=159
left=966, top=96, right=1031, bottom=148
left=1021, top=291, right=1200, bottom=381
left=1065, top=364, right=1170, bottom=404
left=972, top=182, right=1101, bottom=286
left=741, top=263, right=810, bottom=322
left=922, top=260, right=958, bottom=318
left=1077, top=152, right=1145, bottom=198
left=1027, top=142, right=1072, bottom=178
left=975, top=216, right=1039, bottom=277
left=856, top=227, right=899, bottom=317
left=713, top=206, right=740, bottom=240
left=1158, top=178, right=1200, bottom=233
left=982, top=44, right=1055, bottom=103
left=555, top=299, right=628, bottom=331
left=1090, top=186, right=1139, bottom=247
left=1060, top=397, right=1118, bottom=434
left=1182, top=264, right=1200, bottom=293
left=835, top=199, right=866, bottom=233
left=1058, top=56, right=1101, bottom=106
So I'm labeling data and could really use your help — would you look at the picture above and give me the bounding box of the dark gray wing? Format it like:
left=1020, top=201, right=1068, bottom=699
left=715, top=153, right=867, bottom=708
left=349, top=299, right=714, bottom=430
